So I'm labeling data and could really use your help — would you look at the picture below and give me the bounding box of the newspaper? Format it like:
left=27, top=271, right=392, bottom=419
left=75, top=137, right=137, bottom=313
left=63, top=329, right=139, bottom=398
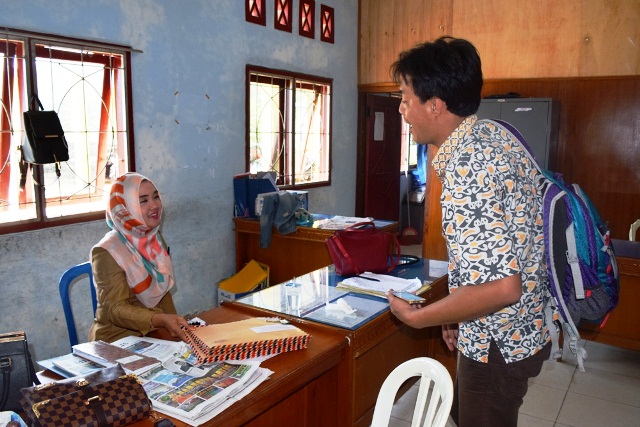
left=112, top=336, right=273, bottom=425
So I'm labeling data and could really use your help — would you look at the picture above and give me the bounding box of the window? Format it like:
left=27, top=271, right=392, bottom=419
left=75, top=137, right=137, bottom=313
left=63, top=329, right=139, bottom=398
left=246, top=65, right=331, bottom=188
left=0, top=29, right=133, bottom=234
left=400, top=118, right=416, bottom=172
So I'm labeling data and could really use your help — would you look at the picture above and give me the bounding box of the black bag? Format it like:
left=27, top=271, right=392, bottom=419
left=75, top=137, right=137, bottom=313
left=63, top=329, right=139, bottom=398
left=0, top=331, right=39, bottom=412
left=22, top=95, right=70, bottom=165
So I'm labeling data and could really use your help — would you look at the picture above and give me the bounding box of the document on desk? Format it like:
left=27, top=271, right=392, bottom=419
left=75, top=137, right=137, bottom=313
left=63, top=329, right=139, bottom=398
left=337, top=272, right=426, bottom=298
left=315, top=215, right=374, bottom=229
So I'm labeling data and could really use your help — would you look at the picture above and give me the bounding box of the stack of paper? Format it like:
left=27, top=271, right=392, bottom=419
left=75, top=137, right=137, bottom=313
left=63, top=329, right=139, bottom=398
left=337, top=272, right=430, bottom=298
left=183, top=317, right=311, bottom=364
left=37, top=353, right=107, bottom=377
left=315, top=215, right=374, bottom=230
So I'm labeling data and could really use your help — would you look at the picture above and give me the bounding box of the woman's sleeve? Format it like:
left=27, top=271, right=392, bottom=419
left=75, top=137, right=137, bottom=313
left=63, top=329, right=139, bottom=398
left=92, top=247, right=159, bottom=335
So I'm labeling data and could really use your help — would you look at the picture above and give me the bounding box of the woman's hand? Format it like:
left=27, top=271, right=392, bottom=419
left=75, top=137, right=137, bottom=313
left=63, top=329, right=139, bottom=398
left=151, top=313, right=193, bottom=342
left=442, top=323, right=459, bottom=351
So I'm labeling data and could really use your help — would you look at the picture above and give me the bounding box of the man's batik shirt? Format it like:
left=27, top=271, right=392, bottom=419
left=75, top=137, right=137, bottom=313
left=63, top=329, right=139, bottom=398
left=432, top=115, right=551, bottom=363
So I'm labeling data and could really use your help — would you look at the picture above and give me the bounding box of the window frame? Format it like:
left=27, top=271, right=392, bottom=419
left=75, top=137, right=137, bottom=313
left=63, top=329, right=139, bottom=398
left=0, top=28, right=135, bottom=235
left=245, top=64, right=332, bottom=190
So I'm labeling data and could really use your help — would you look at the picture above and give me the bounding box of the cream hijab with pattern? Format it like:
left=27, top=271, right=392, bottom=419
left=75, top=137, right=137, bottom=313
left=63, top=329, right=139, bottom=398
left=94, top=172, right=175, bottom=308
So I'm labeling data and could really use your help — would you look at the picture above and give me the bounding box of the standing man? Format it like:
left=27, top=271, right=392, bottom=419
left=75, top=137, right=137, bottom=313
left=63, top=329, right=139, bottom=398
left=387, top=37, right=553, bottom=427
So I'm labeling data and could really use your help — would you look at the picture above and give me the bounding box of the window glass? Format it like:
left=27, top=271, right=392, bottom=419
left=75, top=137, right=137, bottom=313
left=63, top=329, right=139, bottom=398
left=247, top=66, right=331, bottom=188
left=0, top=30, right=133, bottom=233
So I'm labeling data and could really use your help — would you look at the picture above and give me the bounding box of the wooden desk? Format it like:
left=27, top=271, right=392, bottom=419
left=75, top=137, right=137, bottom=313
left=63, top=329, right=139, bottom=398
left=233, top=217, right=398, bottom=285
left=579, top=256, right=640, bottom=350
left=37, top=306, right=349, bottom=427
left=36, top=261, right=449, bottom=427
left=231, top=260, right=449, bottom=427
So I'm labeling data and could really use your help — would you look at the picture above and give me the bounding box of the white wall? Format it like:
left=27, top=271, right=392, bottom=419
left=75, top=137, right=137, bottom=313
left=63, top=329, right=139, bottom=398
left=0, top=0, right=359, bottom=361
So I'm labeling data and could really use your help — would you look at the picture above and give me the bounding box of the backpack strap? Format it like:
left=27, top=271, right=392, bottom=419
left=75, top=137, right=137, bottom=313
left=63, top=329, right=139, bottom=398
left=566, top=223, right=585, bottom=299
left=481, top=118, right=590, bottom=370
left=489, top=119, right=542, bottom=170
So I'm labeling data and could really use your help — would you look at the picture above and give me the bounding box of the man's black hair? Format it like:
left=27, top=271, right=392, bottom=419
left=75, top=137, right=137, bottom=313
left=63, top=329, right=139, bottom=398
left=390, top=36, right=483, bottom=117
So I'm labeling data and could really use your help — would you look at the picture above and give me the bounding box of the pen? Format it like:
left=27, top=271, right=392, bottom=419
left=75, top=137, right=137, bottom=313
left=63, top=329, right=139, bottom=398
left=357, top=275, right=380, bottom=282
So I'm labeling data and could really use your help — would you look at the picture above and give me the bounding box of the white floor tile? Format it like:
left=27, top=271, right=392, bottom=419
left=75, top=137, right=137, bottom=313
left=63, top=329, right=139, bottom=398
left=570, top=367, right=640, bottom=407
left=519, top=382, right=566, bottom=422
left=517, top=413, right=555, bottom=427
left=444, top=415, right=457, bottom=427
left=390, top=384, right=419, bottom=422
left=556, top=391, right=640, bottom=427
left=530, top=359, right=576, bottom=390
left=387, top=416, right=411, bottom=427
left=582, top=340, right=640, bottom=378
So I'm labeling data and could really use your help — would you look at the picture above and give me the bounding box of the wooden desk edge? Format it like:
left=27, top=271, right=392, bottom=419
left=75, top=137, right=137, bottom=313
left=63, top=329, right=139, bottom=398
left=194, top=306, right=349, bottom=425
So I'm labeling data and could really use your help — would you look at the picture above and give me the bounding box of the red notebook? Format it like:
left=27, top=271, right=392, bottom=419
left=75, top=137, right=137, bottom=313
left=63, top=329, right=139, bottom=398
left=183, top=318, right=311, bottom=363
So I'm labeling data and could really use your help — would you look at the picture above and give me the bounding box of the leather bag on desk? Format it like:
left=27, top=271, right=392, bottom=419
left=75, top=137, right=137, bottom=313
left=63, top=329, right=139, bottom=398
left=326, top=221, right=401, bottom=276
left=0, top=331, right=39, bottom=413
left=20, top=364, right=151, bottom=427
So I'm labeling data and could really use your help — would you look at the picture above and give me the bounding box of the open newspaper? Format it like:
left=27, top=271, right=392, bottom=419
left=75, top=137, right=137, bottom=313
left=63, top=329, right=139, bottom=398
left=111, top=336, right=273, bottom=426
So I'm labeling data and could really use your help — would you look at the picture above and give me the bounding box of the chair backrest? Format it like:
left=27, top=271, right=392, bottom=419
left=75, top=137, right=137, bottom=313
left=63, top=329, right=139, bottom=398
left=59, top=261, right=97, bottom=349
left=370, top=357, right=454, bottom=427
left=630, top=219, right=640, bottom=241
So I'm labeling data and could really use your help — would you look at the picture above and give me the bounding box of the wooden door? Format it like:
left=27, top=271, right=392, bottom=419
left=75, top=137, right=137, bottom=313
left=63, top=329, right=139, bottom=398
left=361, top=94, right=402, bottom=221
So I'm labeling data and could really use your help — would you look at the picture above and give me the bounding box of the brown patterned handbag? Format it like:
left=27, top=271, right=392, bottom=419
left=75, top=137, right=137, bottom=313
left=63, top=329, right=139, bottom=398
left=20, top=364, right=151, bottom=427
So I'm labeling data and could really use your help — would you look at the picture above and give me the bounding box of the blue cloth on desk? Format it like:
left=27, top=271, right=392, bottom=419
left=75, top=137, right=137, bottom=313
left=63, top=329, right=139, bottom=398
left=259, top=192, right=302, bottom=248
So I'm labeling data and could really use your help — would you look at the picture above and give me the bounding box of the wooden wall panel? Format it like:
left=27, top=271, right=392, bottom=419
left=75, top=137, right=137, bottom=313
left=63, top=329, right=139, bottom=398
left=358, top=0, right=452, bottom=84
left=452, top=0, right=582, bottom=78
left=358, top=0, right=640, bottom=84
left=360, top=76, right=640, bottom=256
left=481, top=77, right=640, bottom=241
left=579, top=0, right=640, bottom=76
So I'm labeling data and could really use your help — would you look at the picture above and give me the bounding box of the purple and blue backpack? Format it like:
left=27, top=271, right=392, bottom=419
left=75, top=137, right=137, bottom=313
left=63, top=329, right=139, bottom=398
left=485, top=119, right=619, bottom=371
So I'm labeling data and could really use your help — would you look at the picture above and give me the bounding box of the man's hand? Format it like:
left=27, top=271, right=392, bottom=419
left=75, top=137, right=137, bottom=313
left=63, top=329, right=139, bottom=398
left=442, top=323, right=459, bottom=351
left=387, top=290, right=422, bottom=327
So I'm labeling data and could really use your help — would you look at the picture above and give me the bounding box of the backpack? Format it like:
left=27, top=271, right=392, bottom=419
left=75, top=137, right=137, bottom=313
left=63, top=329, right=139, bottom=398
left=485, top=119, right=619, bottom=371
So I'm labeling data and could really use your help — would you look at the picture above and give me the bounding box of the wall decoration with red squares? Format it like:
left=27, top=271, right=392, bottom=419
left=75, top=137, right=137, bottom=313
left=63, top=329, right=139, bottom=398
left=274, top=0, right=292, bottom=33
left=246, top=0, right=266, bottom=26
left=299, top=0, right=315, bottom=39
left=320, top=4, right=334, bottom=44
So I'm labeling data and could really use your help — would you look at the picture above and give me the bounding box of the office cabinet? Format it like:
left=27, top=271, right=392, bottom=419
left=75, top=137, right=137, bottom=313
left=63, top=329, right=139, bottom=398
left=476, top=98, right=559, bottom=169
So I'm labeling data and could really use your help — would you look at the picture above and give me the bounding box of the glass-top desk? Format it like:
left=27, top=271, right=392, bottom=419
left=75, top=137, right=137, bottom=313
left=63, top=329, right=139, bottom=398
left=237, top=258, right=448, bottom=330
left=229, top=258, right=451, bottom=427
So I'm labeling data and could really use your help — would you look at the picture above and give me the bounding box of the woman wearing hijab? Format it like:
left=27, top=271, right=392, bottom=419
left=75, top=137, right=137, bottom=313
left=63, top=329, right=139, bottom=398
left=89, top=172, right=190, bottom=342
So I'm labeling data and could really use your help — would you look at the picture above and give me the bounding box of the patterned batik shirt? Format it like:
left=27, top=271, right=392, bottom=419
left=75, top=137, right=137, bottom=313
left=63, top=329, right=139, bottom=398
left=432, top=115, right=551, bottom=363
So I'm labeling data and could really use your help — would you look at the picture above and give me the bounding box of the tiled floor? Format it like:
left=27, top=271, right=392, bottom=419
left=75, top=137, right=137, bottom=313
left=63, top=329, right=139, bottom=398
left=387, top=245, right=640, bottom=426
left=384, top=340, right=640, bottom=427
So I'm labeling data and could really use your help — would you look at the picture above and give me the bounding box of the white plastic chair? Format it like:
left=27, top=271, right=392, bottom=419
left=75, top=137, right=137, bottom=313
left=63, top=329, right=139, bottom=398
left=630, top=219, right=640, bottom=241
left=370, top=357, right=454, bottom=427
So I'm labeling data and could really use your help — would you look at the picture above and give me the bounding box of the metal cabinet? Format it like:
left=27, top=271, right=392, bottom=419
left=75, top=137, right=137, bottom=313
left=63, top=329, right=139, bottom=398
left=476, top=98, right=559, bottom=169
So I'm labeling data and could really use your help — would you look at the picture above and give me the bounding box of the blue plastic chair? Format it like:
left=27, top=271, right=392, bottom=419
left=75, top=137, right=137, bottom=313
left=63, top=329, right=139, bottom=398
left=59, top=262, right=97, bottom=348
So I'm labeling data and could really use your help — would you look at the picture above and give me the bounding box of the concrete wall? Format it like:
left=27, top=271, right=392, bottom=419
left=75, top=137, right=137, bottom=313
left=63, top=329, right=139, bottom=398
left=0, top=0, right=358, bottom=361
